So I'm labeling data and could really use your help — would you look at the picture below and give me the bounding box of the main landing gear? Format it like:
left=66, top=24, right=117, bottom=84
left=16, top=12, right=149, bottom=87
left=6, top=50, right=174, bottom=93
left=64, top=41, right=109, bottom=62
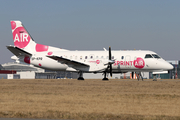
left=77, top=71, right=84, bottom=80
left=132, top=72, right=143, bottom=81
left=136, top=72, right=143, bottom=81
left=102, top=71, right=109, bottom=80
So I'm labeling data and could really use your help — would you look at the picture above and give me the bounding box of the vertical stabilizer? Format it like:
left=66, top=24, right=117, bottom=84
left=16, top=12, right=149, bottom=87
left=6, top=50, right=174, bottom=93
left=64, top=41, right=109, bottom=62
left=10, top=20, right=69, bottom=54
left=11, top=21, right=36, bottom=53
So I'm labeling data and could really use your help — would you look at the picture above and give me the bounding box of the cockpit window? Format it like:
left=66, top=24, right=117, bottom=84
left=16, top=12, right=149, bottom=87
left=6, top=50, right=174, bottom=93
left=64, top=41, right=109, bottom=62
left=152, top=54, right=161, bottom=59
left=145, top=54, right=153, bottom=58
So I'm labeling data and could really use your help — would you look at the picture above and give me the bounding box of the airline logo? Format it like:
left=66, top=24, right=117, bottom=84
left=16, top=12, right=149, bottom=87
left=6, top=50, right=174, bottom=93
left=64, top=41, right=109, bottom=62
left=114, top=57, right=145, bottom=69
left=134, top=57, right=145, bottom=68
left=12, top=26, right=30, bottom=48
left=96, top=60, right=100, bottom=64
left=89, top=60, right=100, bottom=64
left=89, top=58, right=145, bottom=69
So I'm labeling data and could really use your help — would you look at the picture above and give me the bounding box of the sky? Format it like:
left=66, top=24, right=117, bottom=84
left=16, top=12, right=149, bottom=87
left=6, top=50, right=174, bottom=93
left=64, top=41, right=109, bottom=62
left=0, top=0, right=180, bottom=64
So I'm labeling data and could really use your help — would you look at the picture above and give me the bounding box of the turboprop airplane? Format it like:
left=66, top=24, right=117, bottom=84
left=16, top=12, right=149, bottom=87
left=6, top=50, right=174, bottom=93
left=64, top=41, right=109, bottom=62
left=7, top=21, right=173, bottom=80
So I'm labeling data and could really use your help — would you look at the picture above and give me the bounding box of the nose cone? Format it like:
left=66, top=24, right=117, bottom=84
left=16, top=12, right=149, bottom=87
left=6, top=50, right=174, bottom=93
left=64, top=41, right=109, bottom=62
left=164, top=62, right=174, bottom=70
left=158, top=60, right=174, bottom=70
left=167, top=63, right=174, bottom=70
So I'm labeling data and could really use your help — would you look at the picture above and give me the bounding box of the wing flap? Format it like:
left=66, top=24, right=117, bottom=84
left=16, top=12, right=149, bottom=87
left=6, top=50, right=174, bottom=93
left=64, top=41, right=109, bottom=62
left=47, top=55, right=89, bottom=68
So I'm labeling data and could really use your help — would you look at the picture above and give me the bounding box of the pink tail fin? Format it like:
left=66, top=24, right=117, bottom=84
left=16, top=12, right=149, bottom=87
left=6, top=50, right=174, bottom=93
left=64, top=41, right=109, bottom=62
left=11, top=21, right=35, bottom=49
left=10, top=21, right=68, bottom=54
left=10, top=21, right=49, bottom=53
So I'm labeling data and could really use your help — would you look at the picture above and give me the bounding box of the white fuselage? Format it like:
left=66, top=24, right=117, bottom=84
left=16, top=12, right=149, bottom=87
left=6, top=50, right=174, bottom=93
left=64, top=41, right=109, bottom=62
left=24, top=50, right=173, bottom=73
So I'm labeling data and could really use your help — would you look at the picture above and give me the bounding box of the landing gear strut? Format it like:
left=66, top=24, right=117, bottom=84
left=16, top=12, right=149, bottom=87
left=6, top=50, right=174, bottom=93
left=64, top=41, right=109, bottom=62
left=77, top=71, right=84, bottom=80
left=136, top=72, right=143, bottom=81
left=102, top=71, right=109, bottom=80
left=153, top=74, right=157, bottom=81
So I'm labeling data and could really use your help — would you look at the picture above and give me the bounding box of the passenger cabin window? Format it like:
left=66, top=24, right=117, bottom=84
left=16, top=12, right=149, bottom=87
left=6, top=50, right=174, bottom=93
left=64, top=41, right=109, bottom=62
left=121, top=56, right=124, bottom=59
left=145, top=54, right=153, bottom=58
left=96, top=56, right=98, bottom=59
left=90, top=56, right=93, bottom=59
left=152, top=54, right=161, bottom=59
left=112, top=56, right=114, bottom=59
left=85, top=56, right=88, bottom=59
left=101, top=56, right=104, bottom=59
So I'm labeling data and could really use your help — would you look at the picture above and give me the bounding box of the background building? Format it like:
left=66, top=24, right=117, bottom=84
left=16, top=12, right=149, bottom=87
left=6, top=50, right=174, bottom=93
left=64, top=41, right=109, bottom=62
left=0, top=62, right=77, bottom=79
left=0, top=61, right=178, bottom=79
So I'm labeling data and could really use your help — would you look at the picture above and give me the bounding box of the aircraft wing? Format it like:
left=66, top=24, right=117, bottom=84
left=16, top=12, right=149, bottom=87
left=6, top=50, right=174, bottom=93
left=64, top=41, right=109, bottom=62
left=47, top=55, right=90, bottom=68
left=7, top=46, right=32, bottom=57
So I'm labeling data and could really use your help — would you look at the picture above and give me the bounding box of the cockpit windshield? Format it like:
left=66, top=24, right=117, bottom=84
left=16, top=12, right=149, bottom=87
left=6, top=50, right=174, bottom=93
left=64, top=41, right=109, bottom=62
left=145, top=54, right=153, bottom=58
left=152, top=54, right=161, bottom=59
left=145, top=54, right=161, bottom=59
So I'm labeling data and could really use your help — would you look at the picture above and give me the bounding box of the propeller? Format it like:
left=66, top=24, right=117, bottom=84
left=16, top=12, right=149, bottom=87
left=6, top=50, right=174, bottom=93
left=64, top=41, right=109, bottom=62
left=103, top=46, right=115, bottom=80
left=109, top=47, right=112, bottom=77
left=108, top=46, right=115, bottom=77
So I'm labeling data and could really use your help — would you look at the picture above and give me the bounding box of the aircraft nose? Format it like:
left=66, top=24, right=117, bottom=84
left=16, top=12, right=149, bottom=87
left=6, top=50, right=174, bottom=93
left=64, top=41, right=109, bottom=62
left=166, top=63, right=174, bottom=70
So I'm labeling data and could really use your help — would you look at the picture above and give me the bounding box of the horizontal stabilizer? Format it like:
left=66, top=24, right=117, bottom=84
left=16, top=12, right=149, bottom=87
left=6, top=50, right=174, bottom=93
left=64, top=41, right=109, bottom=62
left=7, top=46, right=32, bottom=57
left=47, top=55, right=89, bottom=68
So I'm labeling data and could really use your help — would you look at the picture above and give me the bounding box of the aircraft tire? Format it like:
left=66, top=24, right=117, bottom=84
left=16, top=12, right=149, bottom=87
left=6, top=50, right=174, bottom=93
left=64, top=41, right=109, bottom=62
left=102, top=78, right=109, bottom=81
left=77, top=77, right=84, bottom=80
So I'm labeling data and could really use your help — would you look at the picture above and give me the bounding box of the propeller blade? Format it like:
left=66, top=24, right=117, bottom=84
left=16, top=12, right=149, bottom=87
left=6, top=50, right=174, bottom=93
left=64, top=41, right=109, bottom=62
left=109, top=46, right=111, bottom=60
left=105, top=46, right=113, bottom=78
left=110, top=64, right=112, bottom=77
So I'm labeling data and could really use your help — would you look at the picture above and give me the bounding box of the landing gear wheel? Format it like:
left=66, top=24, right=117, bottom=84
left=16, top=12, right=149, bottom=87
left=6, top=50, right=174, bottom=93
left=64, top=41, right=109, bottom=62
left=153, top=74, right=157, bottom=81
left=102, top=71, right=109, bottom=81
left=102, top=78, right=109, bottom=80
left=78, top=77, right=84, bottom=80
